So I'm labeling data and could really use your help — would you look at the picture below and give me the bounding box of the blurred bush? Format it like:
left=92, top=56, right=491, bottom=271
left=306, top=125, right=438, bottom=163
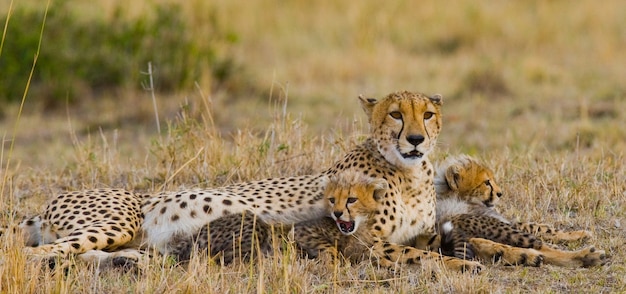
left=459, top=67, right=510, bottom=99
left=0, top=0, right=239, bottom=107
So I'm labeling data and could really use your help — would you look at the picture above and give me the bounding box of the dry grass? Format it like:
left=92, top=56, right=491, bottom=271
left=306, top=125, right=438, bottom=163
left=1, top=0, right=625, bottom=293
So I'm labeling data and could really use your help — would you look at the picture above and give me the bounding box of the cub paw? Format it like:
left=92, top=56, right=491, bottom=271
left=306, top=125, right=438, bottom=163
left=576, top=246, right=607, bottom=267
left=443, top=257, right=484, bottom=274
left=556, top=230, right=592, bottom=242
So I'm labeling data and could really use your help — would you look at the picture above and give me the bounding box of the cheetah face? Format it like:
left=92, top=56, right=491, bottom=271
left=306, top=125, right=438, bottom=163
left=325, top=173, right=388, bottom=236
left=359, top=91, right=442, bottom=169
left=458, top=171, right=503, bottom=208
left=442, top=155, right=503, bottom=207
left=476, top=176, right=503, bottom=207
left=327, top=191, right=368, bottom=235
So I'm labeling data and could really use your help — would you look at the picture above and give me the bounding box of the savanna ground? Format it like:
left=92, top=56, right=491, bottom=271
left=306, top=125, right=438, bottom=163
left=1, top=0, right=625, bottom=293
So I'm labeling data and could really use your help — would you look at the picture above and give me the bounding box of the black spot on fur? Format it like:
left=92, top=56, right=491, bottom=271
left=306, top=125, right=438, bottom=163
left=203, top=205, right=212, bottom=214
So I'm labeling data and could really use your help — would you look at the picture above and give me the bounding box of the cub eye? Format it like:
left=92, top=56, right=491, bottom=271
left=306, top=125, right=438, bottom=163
left=484, top=180, right=491, bottom=186
left=389, top=111, right=402, bottom=120
left=347, top=197, right=358, bottom=204
left=328, top=198, right=335, bottom=204
left=423, top=112, right=434, bottom=119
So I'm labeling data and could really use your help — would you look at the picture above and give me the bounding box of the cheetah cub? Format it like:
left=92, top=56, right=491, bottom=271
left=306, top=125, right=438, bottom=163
left=170, top=171, right=483, bottom=272
left=419, top=155, right=607, bottom=267
left=289, top=171, right=389, bottom=263
left=168, top=172, right=383, bottom=265
left=168, top=211, right=275, bottom=264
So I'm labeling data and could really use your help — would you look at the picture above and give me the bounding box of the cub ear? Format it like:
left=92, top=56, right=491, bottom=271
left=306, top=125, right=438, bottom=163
left=358, top=94, right=377, bottom=119
left=370, top=178, right=389, bottom=201
left=444, top=165, right=461, bottom=192
left=429, top=94, right=443, bottom=105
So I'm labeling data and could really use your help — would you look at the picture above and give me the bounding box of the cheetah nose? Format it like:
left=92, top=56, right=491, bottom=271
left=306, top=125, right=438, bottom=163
left=406, top=135, right=425, bottom=146
left=496, top=192, right=503, bottom=198
left=333, top=211, right=343, bottom=219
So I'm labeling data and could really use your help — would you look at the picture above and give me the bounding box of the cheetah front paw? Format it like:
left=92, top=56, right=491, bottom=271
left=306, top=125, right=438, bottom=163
left=575, top=246, right=606, bottom=267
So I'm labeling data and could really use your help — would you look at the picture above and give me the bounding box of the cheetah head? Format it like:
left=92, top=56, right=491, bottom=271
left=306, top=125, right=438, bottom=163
left=325, top=172, right=388, bottom=235
left=435, top=155, right=503, bottom=207
left=359, top=91, right=443, bottom=170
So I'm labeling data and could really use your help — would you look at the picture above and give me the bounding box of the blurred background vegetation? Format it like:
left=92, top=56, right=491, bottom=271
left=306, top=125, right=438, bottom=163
left=0, top=0, right=243, bottom=107
left=1, top=0, right=625, bottom=168
left=1, top=2, right=624, bottom=292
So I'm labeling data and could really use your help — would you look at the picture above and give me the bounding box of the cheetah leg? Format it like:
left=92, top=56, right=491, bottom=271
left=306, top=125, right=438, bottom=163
left=535, top=244, right=606, bottom=267
left=371, top=240, right=484, bottom=273
left=78, top=248, right=148, bottom=270
left=514, top=222, right=592, bottom=243
left=295, top=240, right=340, bottom=259
left=23, top=220, right=136, bottom=258
left=413, top=233, right=442, bottom=252
left=468, top=238, right=544, bottom=267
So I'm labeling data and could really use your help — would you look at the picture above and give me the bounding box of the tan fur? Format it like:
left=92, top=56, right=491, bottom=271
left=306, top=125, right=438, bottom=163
left=171, top=171, right=483, bottom=272
left=172, top=91, right=483, bottom=272
left=289, top=172, right=387, bottom=262
left=435, top=154, right=503, bottom=208
left=425, top=155, right=606, bottom=267
left=4, top=91, right=481, bottom=272
left=3, top=189, right=147, bottom=267
left=302, top=171, right=482, bottom=271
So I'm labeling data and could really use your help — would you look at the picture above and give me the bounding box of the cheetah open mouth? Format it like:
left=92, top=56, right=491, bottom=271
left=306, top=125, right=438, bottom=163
left=401, top=150, right=424, bottom=159
left=336, top=220, right=356, bottom=235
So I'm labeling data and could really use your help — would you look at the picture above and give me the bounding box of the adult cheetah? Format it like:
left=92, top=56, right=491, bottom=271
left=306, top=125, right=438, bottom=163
left=4, top=91, right=481, bottom=271
left=2, top=189, right=147, bottom=266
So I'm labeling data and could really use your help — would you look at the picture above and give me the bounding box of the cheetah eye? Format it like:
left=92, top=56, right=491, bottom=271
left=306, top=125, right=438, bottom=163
left=328, top=198, right=335, bottom=204
left=347, top=197, right=358, bottom=204
left=484, top=180, right=491, bottom=186
left=389, top=111, right=402, bottom=120
left=423, top=112, right=434, bottom=120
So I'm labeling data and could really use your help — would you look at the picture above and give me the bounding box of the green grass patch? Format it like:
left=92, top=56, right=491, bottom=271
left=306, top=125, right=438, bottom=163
left=0, top=0, right=239, bottom=107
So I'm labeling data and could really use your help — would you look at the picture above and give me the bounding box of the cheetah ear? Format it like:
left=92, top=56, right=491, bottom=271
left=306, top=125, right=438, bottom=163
left=358, top=94, right=377, bottom=119
left=444, top=165, right=461, bottom=192
left=371, top=178, right=389, bottom=201
left=429, top=94, right=443, bottom=105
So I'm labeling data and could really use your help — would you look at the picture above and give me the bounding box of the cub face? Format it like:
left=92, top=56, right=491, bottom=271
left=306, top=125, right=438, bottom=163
left=442, top=155, right=503, bottom=207
left=359, top=91, right=443, bottom=169
left=324, top=173, right=388, bottom=235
